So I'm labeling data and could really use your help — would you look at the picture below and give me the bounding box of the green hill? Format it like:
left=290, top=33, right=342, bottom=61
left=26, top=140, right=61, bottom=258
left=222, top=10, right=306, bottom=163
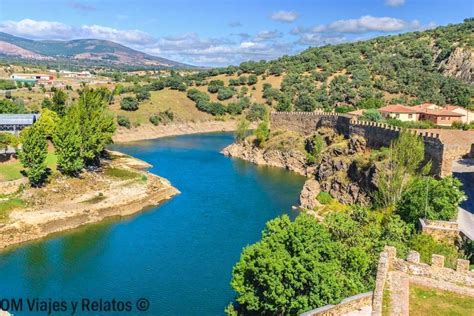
left=0, top=32, right=192, bottom=69
left=193, top=19, right=473, bottom=110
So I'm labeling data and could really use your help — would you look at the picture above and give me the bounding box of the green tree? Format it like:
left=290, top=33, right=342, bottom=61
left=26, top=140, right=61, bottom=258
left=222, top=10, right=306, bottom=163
left=77, top=88, right=116, bottom=166
left=295, top=93, right=317, bottom=111
left=0, top=132, right=19, bottom=154
left=231, top=214, right=368, bottom=315
left=375, top=131, right=425, bottom=207
left=397, top=176, right=465, bottom=223
left=246, top=103, right=267, bottom=121
left=36, top=108, right=60, bottom=139
left=253, top=120, right=270, bottom=147
left=54, top=107, right=84, bottom=176
left=120, top=96, right=139, bottom=111
left=18, top=125, right=48, bottom=186
left=235, top=119, right=250, bottom=141
left=51, top=89, right=68, bottom=116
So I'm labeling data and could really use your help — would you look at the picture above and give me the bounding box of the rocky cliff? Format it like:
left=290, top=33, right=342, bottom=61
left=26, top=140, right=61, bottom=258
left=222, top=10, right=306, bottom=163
left=222, top=142, right=310, bottom=176
left=223, top=129, right=382, bottom=209
left=439, top=47, right=474, bottom=83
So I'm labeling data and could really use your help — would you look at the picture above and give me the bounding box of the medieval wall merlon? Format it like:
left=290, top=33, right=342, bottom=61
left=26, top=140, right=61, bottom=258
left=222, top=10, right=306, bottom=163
left=270, top=112, right=451, bottom=177
left=382, top=246, right=474, bottom=287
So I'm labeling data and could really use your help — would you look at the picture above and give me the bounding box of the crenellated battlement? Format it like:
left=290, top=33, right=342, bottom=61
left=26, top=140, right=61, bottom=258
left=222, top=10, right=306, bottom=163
left=270, top=111, right=455, bottom=176
left=384, top=246, right=473, bottom=285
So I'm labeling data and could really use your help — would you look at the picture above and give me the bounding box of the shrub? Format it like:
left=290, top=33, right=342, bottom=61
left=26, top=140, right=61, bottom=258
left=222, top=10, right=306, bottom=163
left=396, top=176, right=465, bottom=223
left=361, top=109, right=382, bottom=122
left=246, top=103, right=267, bottom=121
left=317, top=192, right=333, bottom=204
left=410, top=234, right=462, bottom=268
left=217, top=87, right=235, bottom=100
left=120, top=96, right=139, bottom=111
left=253, top=120, right=270, bottom=146
left=117, top=115, right=131, bottom=128
left=149, top=115, right=160, bottom=126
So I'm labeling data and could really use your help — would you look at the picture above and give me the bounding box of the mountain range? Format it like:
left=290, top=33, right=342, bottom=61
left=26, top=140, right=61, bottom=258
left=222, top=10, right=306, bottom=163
left=0, top=32, right=190, bottom=69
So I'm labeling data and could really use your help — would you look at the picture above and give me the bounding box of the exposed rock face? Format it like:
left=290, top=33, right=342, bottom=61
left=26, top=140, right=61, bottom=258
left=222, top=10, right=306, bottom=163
left=299, top=179, right=321, bottom=209
left=222, top=142, right=310, bottom=176
left=223, top=133, right=379, bottom=207
left=315, top=136, right=375, bottom=205
left=439, top=47, right=474, bottom=83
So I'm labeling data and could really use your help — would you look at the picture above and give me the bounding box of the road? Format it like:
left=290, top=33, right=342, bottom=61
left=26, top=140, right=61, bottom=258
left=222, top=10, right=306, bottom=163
left=453, top=159, right=474, bottom=240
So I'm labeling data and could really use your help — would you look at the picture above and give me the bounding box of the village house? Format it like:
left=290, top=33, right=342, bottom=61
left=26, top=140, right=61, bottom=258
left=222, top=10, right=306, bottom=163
left=413, top=103, right=464, bottom=126
left=378, top=104, right=419, bottom=122
left=446, top=105, right=474, bottom=123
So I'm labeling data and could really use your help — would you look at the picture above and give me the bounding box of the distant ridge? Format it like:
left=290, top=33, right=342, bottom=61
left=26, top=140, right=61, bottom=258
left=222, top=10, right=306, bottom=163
left=0, top=32, right=194, bottom=69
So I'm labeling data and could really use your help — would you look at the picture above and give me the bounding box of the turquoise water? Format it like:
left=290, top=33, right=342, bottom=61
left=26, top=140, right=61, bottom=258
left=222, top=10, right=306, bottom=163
left=0, top=133, right=305, bottom=315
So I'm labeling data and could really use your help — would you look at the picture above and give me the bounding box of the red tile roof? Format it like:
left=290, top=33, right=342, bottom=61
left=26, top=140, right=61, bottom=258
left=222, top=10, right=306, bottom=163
left=347, top=109, right=366, bottom=116
left=420, top=109, right=464, bottom=117
left=379, top=104, right=419, bottom=114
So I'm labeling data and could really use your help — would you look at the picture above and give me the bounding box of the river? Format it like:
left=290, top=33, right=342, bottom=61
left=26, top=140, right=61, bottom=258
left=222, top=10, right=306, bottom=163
left=0, top=133, right=305, bottom=315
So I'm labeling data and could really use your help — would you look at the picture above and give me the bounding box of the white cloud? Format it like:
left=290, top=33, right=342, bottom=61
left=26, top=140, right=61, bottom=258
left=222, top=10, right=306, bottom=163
left=255, top=30, right=282, bottom=41
left=0, top=19, right=73, bottom=39
left=0, top=19, right=154, bottom=46
left=292, top=15, right=423, bottom=35
left=385, top=0, right=406, bottom=7
left=271, top=11, right=299, bottom=23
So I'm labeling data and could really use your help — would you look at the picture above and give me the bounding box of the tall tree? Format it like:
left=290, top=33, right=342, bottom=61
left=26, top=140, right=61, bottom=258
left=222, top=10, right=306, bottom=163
left=18, top=125, right=48, bottom=186
left=374, top=131, right=425, bottom=207
left=76, top=88, right=116, bottom=166
left=53, top=106, right=84, bottom=175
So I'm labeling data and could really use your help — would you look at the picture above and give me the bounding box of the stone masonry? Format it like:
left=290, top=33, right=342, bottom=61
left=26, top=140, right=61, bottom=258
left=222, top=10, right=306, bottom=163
left=271, top=111, right=474, bottom=177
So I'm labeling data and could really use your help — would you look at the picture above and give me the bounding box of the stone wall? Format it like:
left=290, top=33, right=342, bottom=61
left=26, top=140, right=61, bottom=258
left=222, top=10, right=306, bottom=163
left=419, top=218, right=460, bottom=242
left=270, top=112, right=466, bottom=177
left=300, top=292, right=373, bottom=316
left=385, top=246, right=473, bottom=287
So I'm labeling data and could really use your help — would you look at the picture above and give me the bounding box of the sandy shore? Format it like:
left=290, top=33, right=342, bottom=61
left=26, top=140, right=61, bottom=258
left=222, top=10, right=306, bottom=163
left=113, top=120, right=238, bottom=143
left=0, top=155, right=180, bottom=251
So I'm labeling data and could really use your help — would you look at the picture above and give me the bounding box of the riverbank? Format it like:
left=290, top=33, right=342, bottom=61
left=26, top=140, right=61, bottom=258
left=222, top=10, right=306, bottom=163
left=113, top=120, right=238, bottom=143
left=0, top=152, right=180, bottom=251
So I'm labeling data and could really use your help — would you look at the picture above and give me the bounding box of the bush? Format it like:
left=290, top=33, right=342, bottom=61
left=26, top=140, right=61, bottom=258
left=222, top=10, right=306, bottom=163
left=253, top=120, right=269, bottom=146
left=410, top=234, right=462, bottom=268
left=217, top=87, right=234, bottom=100
left=117, top=115, right=131, bottom=128
left=246, top=103, right=267, bottom=121
left=149, top=115, right=160, bottom=126
left=317, top=192, right=333, bottom=204
left=396, top=176, right=465, bottom=223
left=187, top=88, right=210, bottom=103
left=235, top=119, right=250, bottom=141
left=120, top=96, right=139, bottom=111
left=361, top=109, right=382, bottom=122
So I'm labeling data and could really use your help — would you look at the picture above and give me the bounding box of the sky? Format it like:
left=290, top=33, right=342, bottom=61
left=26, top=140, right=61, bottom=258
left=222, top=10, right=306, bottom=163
left=0, top=0, right=472, bottom=66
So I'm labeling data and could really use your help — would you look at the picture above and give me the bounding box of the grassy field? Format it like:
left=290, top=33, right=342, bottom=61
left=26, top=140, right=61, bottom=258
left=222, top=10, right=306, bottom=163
left=0, top=152, right=57, bottom=182
left=111, top=88, right=214, bottom=125
left=409, top=285, right=474, bottom=316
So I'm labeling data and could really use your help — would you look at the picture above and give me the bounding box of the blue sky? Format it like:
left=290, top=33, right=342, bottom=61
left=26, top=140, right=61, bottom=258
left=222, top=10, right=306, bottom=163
left=0, top=0, right=472, bottom=66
